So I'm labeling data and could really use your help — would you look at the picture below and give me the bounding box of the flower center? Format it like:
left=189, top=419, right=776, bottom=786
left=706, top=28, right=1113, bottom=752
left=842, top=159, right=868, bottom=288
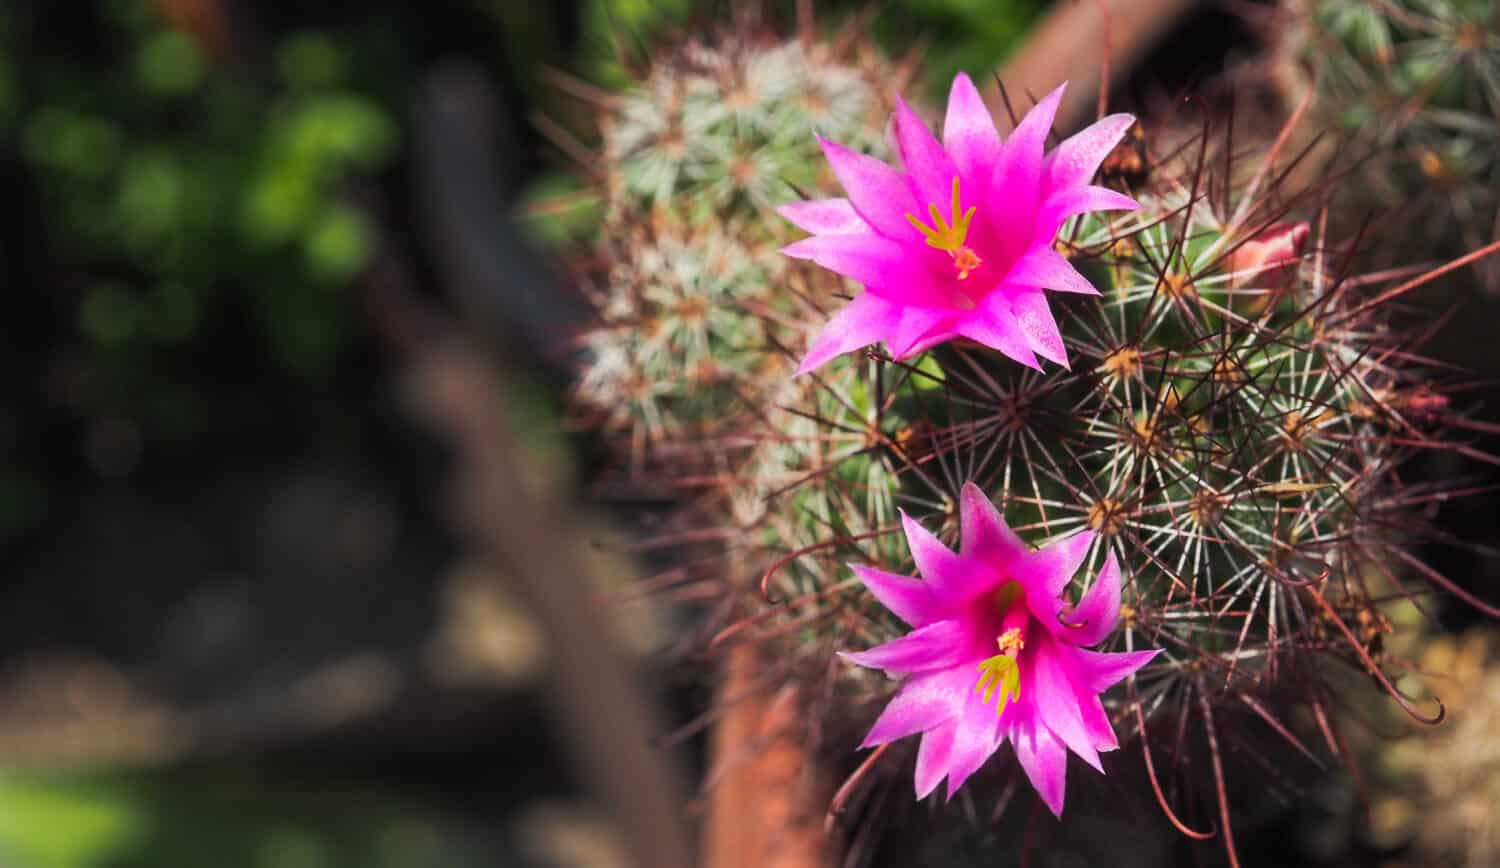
left=951, top=246, right=982, bottom=280
left=974, top=582, right=1027, bottom=717
left=906, top=176, right=984, bottom=282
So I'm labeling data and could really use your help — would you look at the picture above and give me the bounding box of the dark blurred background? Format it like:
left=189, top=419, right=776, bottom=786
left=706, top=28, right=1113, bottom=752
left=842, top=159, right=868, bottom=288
left=1, top=1, right=1496, bottom=866
left=0, top=2, right=639, bottom=865
left=0, top=1, right=1055, bottom=865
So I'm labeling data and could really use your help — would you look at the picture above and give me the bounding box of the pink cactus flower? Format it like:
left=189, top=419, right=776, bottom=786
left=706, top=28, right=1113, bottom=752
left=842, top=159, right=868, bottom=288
left=779, top=75, right=1139, bottom=375
left=843, top=483, right=1159, bottom=815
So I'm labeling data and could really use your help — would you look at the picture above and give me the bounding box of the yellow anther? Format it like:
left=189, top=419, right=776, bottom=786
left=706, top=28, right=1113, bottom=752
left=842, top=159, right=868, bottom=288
left=952, top=247, right=982, bottom=280
left=996, top=627, right=1024, bottom=656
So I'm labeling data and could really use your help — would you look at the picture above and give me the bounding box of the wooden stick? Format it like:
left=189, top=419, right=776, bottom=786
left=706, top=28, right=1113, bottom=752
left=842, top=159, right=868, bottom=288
left=990, top=0, right=1198, bottom=133
left=412, top=343, right=695, bottom=868
left=705, top=645, right=831, bottom=868
left=150, top=0, right=235, bottom=59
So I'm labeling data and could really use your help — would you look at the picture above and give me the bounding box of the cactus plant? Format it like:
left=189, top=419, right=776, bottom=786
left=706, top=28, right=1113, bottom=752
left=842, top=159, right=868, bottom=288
left=745, top=89, right=1491, bottom=852
left=569, top=17, right=914, bottom=466
left=563, top=12, right=1492, bottom=867
left=1284, top=0, right=1500, bottom=287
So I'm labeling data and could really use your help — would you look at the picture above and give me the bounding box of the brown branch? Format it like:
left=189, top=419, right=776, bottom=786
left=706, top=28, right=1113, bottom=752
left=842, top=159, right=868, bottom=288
left=150, top=0, right=235, bottom=59
left=409, top=341, right=695, bottom=868
left=705, top=646, right=831, bottom=868
left=989, top=0, right=1198, bottom=134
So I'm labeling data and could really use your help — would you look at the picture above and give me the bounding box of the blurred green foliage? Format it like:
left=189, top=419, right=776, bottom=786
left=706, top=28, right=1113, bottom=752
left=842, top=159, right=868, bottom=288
left=869, top=0, right=1044, bottom=94
left=0, top=768, right=483, bottom=868
left=517, top=0, right=1045, bottom=256
left=0, top=1, right=1050, bottom=865
left=543, top=0, right=1045, bottom=110
left=494, top=0, right=1044, bottom=96
left=0, top=2, right=406, bottom=542
left=578, top=0, right=693, bottom=86
left=4, top=2, right=396, bottom=381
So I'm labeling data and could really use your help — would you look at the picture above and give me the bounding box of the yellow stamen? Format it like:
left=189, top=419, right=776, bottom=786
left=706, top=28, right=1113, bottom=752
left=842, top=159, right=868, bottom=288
left=974, top=597, right=1026, bottom=717
left=906, top=176, right=983, bottom=280
left=975, top=654, right=1021, bottom=716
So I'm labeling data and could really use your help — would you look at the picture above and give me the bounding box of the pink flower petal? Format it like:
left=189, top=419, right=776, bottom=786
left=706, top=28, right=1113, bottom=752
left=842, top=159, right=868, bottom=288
left=1012, top=291, right=1069, bottom=368
left=955, top=302, right=1042, bottom=370
left=1006, top=246, right=1100, bottom=295
left=981, top=84, right=1064, bottom=257
left=796, top=292, right=901, bottom=376
left=1011, top=702, right=1069, bottom=817
left=841, top=619, right=972, bottom=674
left=1043, top=184, right=1140, bottom=218
left=893, top=96, right=960, bottom=210
left=780, top=234, right=907, bottom=288
left=957, top=482, right=1029, bottom=564
left=996, top=83, right=1065, bottom=184
left=1075, top=647, right=1161, bottom=693
left=943, top=686, right=1008, bottom=797
left=1029, top=629, right=1121, bottom=756
left=889, top=307, right=956, bottom=358
left=1046, top=113, right=1135, bottom=190
left=914, top=718, right=958, bottom=799
left=777, top=197, right=870, bottom=235
left=1017, top=528, right=1096, bottom=600
left=1060, top=553, right=1122, bottom=647
left=1030, top=635, right=1103, bottom=772
left=817, top=136, right=920, bottom=242
left=942, top=710, right=1002, bottom=797
left=892, top=323, right=962, bottom=360
left=1037, top=185, right=1139, bottom=238
left=943, top=72, right=1002, bottom=187
left=900, top=510, right=959, bottom=576
left=850, top=564, right=945, bottom=627
left=1073, top=683, right=1120, bottom=752
left=782, top=235, right=959, bottom=310
left=860, top=667, right=970, bottom=747
left=900, top=511, right=993, bottom=605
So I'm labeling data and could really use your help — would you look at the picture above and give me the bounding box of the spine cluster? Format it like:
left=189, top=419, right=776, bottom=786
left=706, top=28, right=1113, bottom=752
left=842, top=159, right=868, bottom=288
left=1285, top=0, right=1499, bottom=287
